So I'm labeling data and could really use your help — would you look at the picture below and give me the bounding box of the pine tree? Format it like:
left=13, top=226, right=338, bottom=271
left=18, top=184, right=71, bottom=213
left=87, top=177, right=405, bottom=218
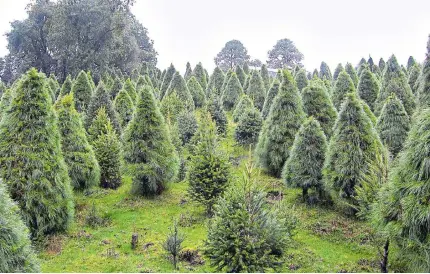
left=260, top=64, right=271, bottom=90
left=85, top=82, right=121, bottom=133
left=256, top=70, right=305, bottom=177
left=407, top=56, right=416, bottom=71
left=207, top=95, right=228, bottom=136
left=379, top=58, right=386, bottom=72
left=59, top=75, right=73, bottom=97
left=0, top=181, right=40, bottom=272
left=417, top=36, right=430, bottom=109
left=376, top=93, right=410, bottom=157
left=187, top=76, right=206, bottom=108
left=109, top=75, right=123, bottom=100
left=187, top=113, right=230, bottom=215
left=222, top=72, right=243, bottom=110
left=123, top=78, right=138, bottom=104
left=246, top=71, right=266, bottom=111
left=332, top=70, right=356, bottom=110
left=123, top=86, right=179, bottom=195
left=0, top=88, right=12, bottom=122
left=114, top=88, right=135, bottom=127
left=282, top=117, right=327, bottom=200
left=165, top=72, right=194, bottom=110
left=319, top=61, right=333, bottom=80
left=71, top=70, right=93, bottom=112
left=233, top=94, right=254, bottom=123
left=373, top=107, right=430, bottom=272
left=160, top=91, right=186, bottom=123
left=221, top=69, right=234, bottom=94
left=368, top=56, right=375, bottom=70
left=333, top=63, right=344, bottom=81
left=375, top=55, right=415, bottom=116
left=49, top=74, right=61, bottom=98
left=408, top=63, right=421, bottom=94
left=205, top=162, right=294, bottom=272
left=160, top=64, right=176, bottom=98
left=324, top=92, right=385, bottom=215
left=312, top=69, right=319, bottom=78
left=301, top=80, right=337, bottom=138
left=357, top=67, right=379, bottom=111
left=136, top=75, right=147, bottom=93
left=207, top=67, right=225, bottom=96
left=261, top=79, right=280, bottom=119
left=345, top=62, right=359, bottom=87
left=47, top=77, right=59, bottom=102
left=235, top=106, right=263, bottom=146
left=294, top=69, right=309, bottom=92
left=55, top=94, right=100, bottom=190
left=0, top=68, right=74, bottom=238
left=235, top=65, right=246, bottom=87
left=177, top=110, right=198, bottom=145
left=192, top=62, right=208, bottom=90
left=86, top=71, right=96, bottom=90
left=91, top=110, right=122, bottom=189
left=184, top=62, right=192, bottom=81
left=361, top=99, right=377, bottom=126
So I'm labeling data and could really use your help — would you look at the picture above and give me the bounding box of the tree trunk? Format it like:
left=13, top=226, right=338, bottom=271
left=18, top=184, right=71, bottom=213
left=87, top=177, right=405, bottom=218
left=302, top=188, right=308, bottom=202
left=380, top=239, right=389, bottom=273
left=131, top=233, right=138, bottom=250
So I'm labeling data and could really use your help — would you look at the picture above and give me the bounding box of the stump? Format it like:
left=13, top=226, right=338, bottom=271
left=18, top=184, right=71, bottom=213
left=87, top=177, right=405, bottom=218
left=131, top=233, right=139, bottom=250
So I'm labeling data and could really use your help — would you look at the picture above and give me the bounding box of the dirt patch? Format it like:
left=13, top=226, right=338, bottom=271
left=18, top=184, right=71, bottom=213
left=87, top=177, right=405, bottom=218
left=45, top=234, right=65, bottom=255
left=179, top=248, right=205, bottom=265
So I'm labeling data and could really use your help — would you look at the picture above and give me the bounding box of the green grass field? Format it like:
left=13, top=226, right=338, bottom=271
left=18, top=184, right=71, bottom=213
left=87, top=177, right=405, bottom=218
left=39, top=115, right=400, bottom=273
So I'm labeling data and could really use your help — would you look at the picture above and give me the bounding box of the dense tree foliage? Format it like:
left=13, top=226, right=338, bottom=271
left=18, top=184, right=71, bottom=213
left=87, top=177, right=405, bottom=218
left=256, top=70, right=305, bottom=177
left=235, top=106, right=263, bottom=146
left=114, top=88, right=135, bottom=127
left=234, top=65, right=246, bottom=87
left=301, top=80, right=337, bottom=137
left=332, top=70, right=356, bottom=110
left=207, top=66, right=225, bottom=96
left=123, top=86, right=179, bottom=195
left=267, top=38, right=303, bottom=69
left=417, top=37, right=430, bottom=109
left=187, top=113, right=230, bottom=215
left=55, top=94, right=100, bottom=190
left=324, top=92, right=386, bottom=215
left=261, top=79, right=280, bottom=119
left=0, top=68, right=73, bottom=238
left=2, top=0, right=157, bottom=83
left=71, top=70, right=93, bottom=112
left=222, top=72, right=242, bottom=110
left=373, top=107, right=430, bottom=272
left=192, top=62, right=208, bottom=90
left=187, top=76, right=206, bottom=108
left=283, top=117, right=327, bottom=200
left=357, top=67, right=379, bottom=111
left=207, top=95, right=228, bottom=136
left=319, top=61, right=332, bottom=80
left=246, top=71, right=266, bottom=111
left=375, top=55, right=415, bottom=116
left=214, top=40, right=250, bottom=71
left=160, top=64, right=176, bottom=98
left=295, top=69, right=308, bottom=92
left=233, top=94, right=254, bottom=123
left=376, top=93, right=410, bottom=157
left=333, top=63, right=344, bottom=81
left=165, top=72, right=194, bottom=110
left=345, top=63, right=359, bottom=87
left=0, top=181, right=40, bottom=272
left=205, top=164, right=294, bottom=272
left=91, top=109, right=122, bottom=189
left=85, top=82, right=121, bottom=133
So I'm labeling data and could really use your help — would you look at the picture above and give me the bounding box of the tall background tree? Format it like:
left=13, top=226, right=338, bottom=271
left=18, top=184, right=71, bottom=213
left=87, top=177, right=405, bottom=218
left=3, top=0, right=157, bottom=83
left=214, top=40, right=250, bottom=71
left=267, top=38, right=304, bottom=69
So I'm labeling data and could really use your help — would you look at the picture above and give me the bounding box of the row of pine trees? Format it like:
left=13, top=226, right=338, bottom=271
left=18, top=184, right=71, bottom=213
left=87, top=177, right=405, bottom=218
left=1, top=36, right=430, bottom=272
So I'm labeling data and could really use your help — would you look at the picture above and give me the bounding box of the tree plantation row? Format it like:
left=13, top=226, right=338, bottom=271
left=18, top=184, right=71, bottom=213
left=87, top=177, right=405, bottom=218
left=1, top=26, right=430, bottom=272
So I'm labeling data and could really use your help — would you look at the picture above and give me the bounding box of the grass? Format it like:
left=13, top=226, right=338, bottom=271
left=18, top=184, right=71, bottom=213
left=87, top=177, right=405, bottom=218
left=40, top=113, right=395, bottom=272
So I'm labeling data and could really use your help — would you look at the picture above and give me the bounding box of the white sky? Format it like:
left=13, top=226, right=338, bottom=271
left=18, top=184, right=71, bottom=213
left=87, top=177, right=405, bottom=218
left=0, top=0, right=429, bottom=73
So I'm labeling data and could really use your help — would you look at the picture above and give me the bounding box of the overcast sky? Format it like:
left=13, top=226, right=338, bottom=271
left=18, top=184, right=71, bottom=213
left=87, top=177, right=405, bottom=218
left=1, top=0, right=429, bottom=73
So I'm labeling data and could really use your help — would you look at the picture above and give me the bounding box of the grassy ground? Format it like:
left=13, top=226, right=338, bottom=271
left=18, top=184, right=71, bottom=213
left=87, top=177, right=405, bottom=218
left=40, top=114, right=395, bottom=273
